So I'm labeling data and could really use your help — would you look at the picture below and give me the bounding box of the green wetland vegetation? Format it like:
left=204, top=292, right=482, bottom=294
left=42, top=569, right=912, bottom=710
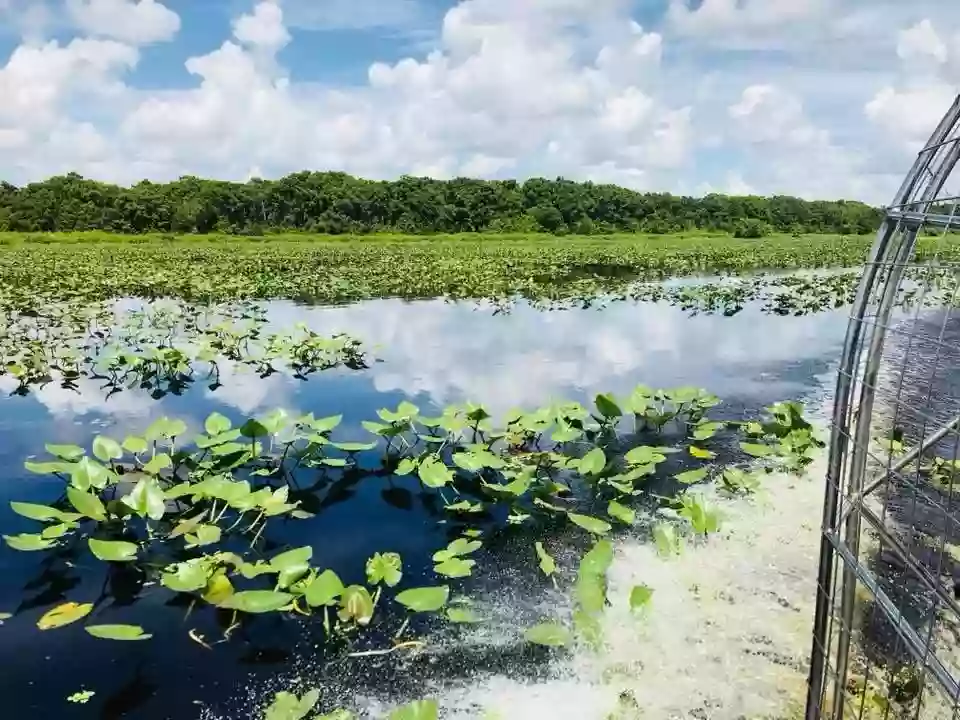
left=1, top=183, right=959, bottom=718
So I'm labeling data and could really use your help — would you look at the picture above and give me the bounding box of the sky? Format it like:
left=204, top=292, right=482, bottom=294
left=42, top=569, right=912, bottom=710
left=0, top=0, right=959, bottom=204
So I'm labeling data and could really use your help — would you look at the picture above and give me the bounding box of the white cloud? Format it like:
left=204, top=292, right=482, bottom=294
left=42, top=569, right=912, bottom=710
left=0, top=0, right=958, bottom=204
left=864, top=19, right=959, bottom=161
left=232, top=0, right=290, bottom=54
left=897, top=18, right=948, bottom=65
left=65, top=0, right=180, bottom=45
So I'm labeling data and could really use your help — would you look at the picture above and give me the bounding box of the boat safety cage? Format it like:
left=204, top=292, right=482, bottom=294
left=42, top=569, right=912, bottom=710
left=806, top=93, right=960, bottom=719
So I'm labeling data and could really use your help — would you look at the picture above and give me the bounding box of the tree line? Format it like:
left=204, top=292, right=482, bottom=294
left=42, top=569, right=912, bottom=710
left=0, top=171, right=885, bottom=237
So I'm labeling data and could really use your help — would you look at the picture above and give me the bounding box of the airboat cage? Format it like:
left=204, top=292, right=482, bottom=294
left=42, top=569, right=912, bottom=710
left=806, top=93, right=960, bottom=718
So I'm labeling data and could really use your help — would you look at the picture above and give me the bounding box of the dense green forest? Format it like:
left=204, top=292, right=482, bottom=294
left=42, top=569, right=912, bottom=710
left=0, top=171, right=884, bottom=236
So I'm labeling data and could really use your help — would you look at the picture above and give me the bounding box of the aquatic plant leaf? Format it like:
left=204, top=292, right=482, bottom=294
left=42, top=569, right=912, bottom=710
left=202, top=571, right=235, bottom=606
left=41, top=523, right=73, bottom=539
left=4, top=533, right=56, bottom=551
left=204, top=412, right=232, bottom=436
left=387, top=700, right=439, bottom=720
left=693, top=422, right=722, bottom=441
left=66, top=487, right=106, bottom=521
left=366, top=552, right=402, bottom=587
left=551, top=423, right=582, bottom=443
left=185, top=524, right=221, bottom=548
left=394, top=457, right=418, bottom=476
left=434, top=558, right=476, bottom=578
left=0, top=612, right=11, bottom=622
left=579, top=539, right=614, bottom=578
left=85, top=624, right=152, bottom=641
left=223, top=590, right=294, bottom=614
left=594, top=393, right=622, bottom=418
left=161, top=559, right=210, bottom=592
left=9, top=501, right=63, bottom=522
left=92, top=436, right=123, bottom=462
left=362, top=420, right=392, bottom=435
left=432, top=538, right=482, bottom=562
left=607, top=500, right=635, bottom=525
left=629, top=585, right=654, bottom=612
left=316, top=711, right=355, bottom=720
left=445, top=500, right=483, bottom=513
left=524, top=622, right=571, bottom=647
left=534, top=542, right=556, bottom=577
left=740, top=442, right=773, bottom=457
left=37, top=602, right=93, bottom=630
left=305, top=570, right=344, bottom=607
left=568, top=513, right=611, bottom=536
left=395, top=586, right=450, bottom=612
left=624, top=446, right=666, bottom=466
left=271, top=546, right=313, bottom=588
left=145, top=417, right=187, bottom=441
left=577, top=448, right=606, bottom=476
left=261, top=409, right=290, bottom=435
left=121, top=477, right=165, bottom=520
left=45, top=444, right=84, bottom=462
left=338, top=585, right=374, bottom=625
left=311, top=415, right=343, bottom=433
left=142, top=453, right=172, bottom=475
left=446, top=606, right=482, bottom=623
left=88, top=538, right=138, bottom=562
left=24, top=460, right=74, bottom=475
left=675, top=468, right=708, bottom=485
left=239, top=419, right=269, bottom=438
left=263, top=689, right=320, bottom=720
left=70, top=457, right=110, bottom=491
left=389, top=699, right=439, bottom=720
left=122, top=436, right=148, bottom=454
left=259, top=486, right=298, bottom=516
left=418, top=457, right=453, bottom=488
left=688, top=445, right=716, bottom=460
left=653, top=523, right=681, bottom=557
left=572, top=607, right=603, bottom=650
left=331, top=441, right=377, bottom=453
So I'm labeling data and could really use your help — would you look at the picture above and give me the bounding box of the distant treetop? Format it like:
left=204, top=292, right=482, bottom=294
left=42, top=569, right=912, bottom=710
left=0, top=171, right=883, bottom=236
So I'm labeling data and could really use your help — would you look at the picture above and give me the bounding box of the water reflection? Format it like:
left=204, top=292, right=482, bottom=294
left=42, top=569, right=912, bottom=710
left=0, top=296, right=851, bottom=720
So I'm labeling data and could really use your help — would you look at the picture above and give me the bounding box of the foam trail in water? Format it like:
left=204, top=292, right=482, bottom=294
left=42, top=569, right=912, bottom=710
left=426, top=448, right=827, bottom=720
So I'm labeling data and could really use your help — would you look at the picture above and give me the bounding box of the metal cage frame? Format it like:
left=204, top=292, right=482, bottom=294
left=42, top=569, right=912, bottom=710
left=806, top=93, right=960, bottom=719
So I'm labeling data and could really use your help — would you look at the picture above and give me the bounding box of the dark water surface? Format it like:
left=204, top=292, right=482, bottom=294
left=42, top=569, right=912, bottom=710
left=0, top=297, right=851, bottom=719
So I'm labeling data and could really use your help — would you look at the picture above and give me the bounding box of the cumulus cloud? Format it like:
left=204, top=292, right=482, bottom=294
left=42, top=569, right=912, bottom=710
left=864, top=19, right=959, bottom=159
left=65, top=0, right=180, bottom=45
left=0, top=0, right=957, bottom=203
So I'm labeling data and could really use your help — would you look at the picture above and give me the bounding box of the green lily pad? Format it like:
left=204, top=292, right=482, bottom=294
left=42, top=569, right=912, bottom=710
left=85, top=624, right=152, bottom=641
left=88, top=538, right=138, bottom=562
left=395, top=586, right=450, bottom=612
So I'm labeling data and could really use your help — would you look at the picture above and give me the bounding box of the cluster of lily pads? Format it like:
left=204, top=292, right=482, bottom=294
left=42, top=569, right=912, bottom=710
left=2, top=378, right=824, bottom=717
left=4, top=232, right=960, bottom=312
left=0, top=297, right=366, bottom=395
left=5, top=269, right=960, bottom=403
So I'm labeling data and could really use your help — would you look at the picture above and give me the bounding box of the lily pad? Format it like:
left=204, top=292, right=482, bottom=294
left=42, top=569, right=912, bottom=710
left=37, top=602, right=93, bottom=630
left=85, top=624, right=153, bottom=641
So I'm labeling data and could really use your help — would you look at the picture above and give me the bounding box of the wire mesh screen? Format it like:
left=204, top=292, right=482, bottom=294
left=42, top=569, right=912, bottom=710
left=806, top=94, right=960, bottom=719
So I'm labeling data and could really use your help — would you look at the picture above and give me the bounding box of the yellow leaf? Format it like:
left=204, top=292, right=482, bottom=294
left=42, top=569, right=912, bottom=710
left=689, top=445, right=716, bottom=460
left=37, top=602, right=93, bottom=630
left=202, top=571, right=234, bottom=606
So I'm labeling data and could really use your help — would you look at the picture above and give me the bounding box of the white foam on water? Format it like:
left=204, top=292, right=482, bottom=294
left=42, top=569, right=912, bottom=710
left=424, top=451, right=827, bottom=720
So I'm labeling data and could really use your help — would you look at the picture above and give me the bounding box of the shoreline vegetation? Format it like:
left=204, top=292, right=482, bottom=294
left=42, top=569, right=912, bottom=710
left=4, top=231, right=960, bottom=311
left=0, top=172, right=885, bottom=237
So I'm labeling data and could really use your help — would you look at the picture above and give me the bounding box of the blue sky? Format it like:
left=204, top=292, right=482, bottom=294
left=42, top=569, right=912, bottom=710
left=0, top=0, right=958, bottom=203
